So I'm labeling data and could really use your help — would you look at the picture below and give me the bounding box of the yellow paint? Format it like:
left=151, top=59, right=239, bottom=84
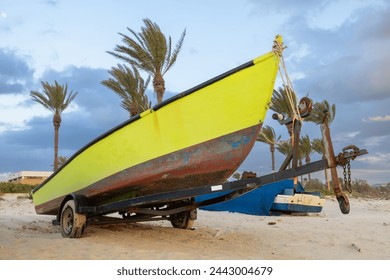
left=140, top=109, right=152, bottom=118
left=33, top=49, right=280, bottom=208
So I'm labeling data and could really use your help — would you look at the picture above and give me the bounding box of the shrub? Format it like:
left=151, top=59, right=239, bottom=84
left=0, top=182, right=36, bottom=194
left=303, top=178, right=389, bottom=199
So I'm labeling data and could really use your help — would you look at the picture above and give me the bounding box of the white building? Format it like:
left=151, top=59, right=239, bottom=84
left=2, top=171, right=53, bottom=185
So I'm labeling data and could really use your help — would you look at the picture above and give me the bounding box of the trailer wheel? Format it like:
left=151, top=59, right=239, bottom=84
left=60, top=200, right=87, bottom=238
left=170, top=208, right=197, bottom=229
left=337, top=194, right=350, bottom=215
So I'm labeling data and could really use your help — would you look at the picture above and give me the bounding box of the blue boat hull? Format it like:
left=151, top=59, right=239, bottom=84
left=196, top=179, right=324, bottom=216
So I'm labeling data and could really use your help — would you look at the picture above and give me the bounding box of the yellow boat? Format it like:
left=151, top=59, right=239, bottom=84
left=32, top=36, right=283, bottom=219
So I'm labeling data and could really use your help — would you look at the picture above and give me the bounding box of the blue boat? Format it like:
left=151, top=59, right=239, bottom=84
left=196, top=179, right=325, bottom=216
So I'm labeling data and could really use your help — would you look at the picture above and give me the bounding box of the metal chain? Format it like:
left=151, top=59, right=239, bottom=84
left=343, top=159, right=352, bottom=193
left=343, top=164, right=347, bottom=187
left=347, top=161, right=352, bottom=193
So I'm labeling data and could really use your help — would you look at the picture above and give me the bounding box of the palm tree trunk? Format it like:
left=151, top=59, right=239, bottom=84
left=130, top=102, right=139, bottom=117
left=291, top=120, right=301, bottom=187
left=153, top=73, right=165, bottom=104
left=53, top=113, right=61, bottom=171
left=270, top=144, right=275, bottom=172
left=299, top=158, right=303, bottom=182
left=306, top=156, right=311, bottom=190
left=325, top=169, right=331, bottom=191
left=321, top=123, right=337, bottom=193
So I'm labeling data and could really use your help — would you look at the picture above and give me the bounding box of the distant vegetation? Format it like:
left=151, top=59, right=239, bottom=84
left=0, top=182, right=36, bottom=195
left=303, top=178, right=390, bottom=200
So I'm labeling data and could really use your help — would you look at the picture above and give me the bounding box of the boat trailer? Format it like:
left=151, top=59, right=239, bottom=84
left=56, top=108, right=367, bottom=237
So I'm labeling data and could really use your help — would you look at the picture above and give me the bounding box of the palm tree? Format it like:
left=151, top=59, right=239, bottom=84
left=276, top=140, right=292, bottom=165
left=108, top=18, right=186, bottom=104
left=307, top=100, right=336, bottom=191
left=232, top=172, right=241, bottom=180
left=256, top=125, right=281, bottom=172
left=102, top=64, right=151, bottom=117
left=271, top=86, right=298, bottom=118
left=30, top=81, right=78, bottom=171
left=270, top=86, right=298, bottom=136
left=57, top=156, right=68, bottom=168
left=305, top=100, right=336, bottom=125
left=271, top=86, right=305, bottom=185
left=312, top=137, right=331, bottom=191
left=300, top=135, right=313, bottom=187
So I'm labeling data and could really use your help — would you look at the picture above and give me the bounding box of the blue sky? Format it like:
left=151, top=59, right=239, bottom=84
left=1, top=0, right=389, bottom=185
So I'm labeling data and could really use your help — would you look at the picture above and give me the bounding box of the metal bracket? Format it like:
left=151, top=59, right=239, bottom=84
left=336, top=145, right=368, bottom=166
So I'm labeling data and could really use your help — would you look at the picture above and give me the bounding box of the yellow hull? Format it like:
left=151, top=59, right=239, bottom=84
left=32, top=48, right=280, bottom=214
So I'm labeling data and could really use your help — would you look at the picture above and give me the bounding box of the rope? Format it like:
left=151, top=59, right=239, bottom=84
left=272, top=36, right=302, bottom=121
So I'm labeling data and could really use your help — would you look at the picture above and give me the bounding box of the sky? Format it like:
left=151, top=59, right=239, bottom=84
left=0, top=0, right=389, bottom=185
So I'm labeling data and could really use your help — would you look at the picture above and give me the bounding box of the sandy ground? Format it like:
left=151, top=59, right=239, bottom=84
left=0, top=193, right=389, bottom=260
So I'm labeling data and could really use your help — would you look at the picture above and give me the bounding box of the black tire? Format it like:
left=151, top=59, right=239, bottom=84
left=60, top=200, right=87, bottom=238
left=170, top=208, right=197, bottom=229
left=337, top=194, right=350, bottom=214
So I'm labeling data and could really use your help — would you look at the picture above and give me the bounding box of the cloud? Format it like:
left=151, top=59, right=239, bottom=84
left=332, top=131, right=361, bottom=143
left=254, top=1, right=390, bottom=105
left=348, top=168, right=390, bottom=185
left=33, top=65, right=132, bottom=142
left=38, top=65, right=130, bottom=125
left=285, top=43, right=311, bottom=64
left=0, top=94, right=51, bottom=132
left=0, top=48, right=34, bottom=94
left=0, top=49, right=49, bottom=132
left=362, top=135, right=390, bottom=147
left=248, top=0, right=329, bottom=17
left=366, top=115, right=390, bottom=122
left=44, top=0, right=59, bottom=7
left=305, top=0, right=381, bottom=31
left=0, top=64, right=135, bottom=172
left=357, top=152, right=390, bottom=165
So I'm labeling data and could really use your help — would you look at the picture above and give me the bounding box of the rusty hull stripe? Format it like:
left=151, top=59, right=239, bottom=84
left=35, top=124, right=262, bottom=215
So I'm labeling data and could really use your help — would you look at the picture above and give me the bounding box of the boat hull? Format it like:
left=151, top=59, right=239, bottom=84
left=32, top=49, right=280, bottom=215
left=271, top=193, right=325, bottom=213
left=197, top=180, right=324, bottom=215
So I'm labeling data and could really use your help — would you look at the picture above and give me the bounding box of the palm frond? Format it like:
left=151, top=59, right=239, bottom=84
left=101, top=63, right=151, bottom=116
left=276, top=140, right=292, bottom=156
left=305, top=100, right=336, bottom=125
left=256, top=125, right=280, bottom=145
left=30, top=91, right=53, bottom=113
left=311, top=137, right=325, bottom=156
left=30, top=81, right=78, bottom=115
left=300, top=134, right=313, bottom=162
left=163, top=28, right=186, bottom=75
left=270, top=86, right=298, bottom=117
